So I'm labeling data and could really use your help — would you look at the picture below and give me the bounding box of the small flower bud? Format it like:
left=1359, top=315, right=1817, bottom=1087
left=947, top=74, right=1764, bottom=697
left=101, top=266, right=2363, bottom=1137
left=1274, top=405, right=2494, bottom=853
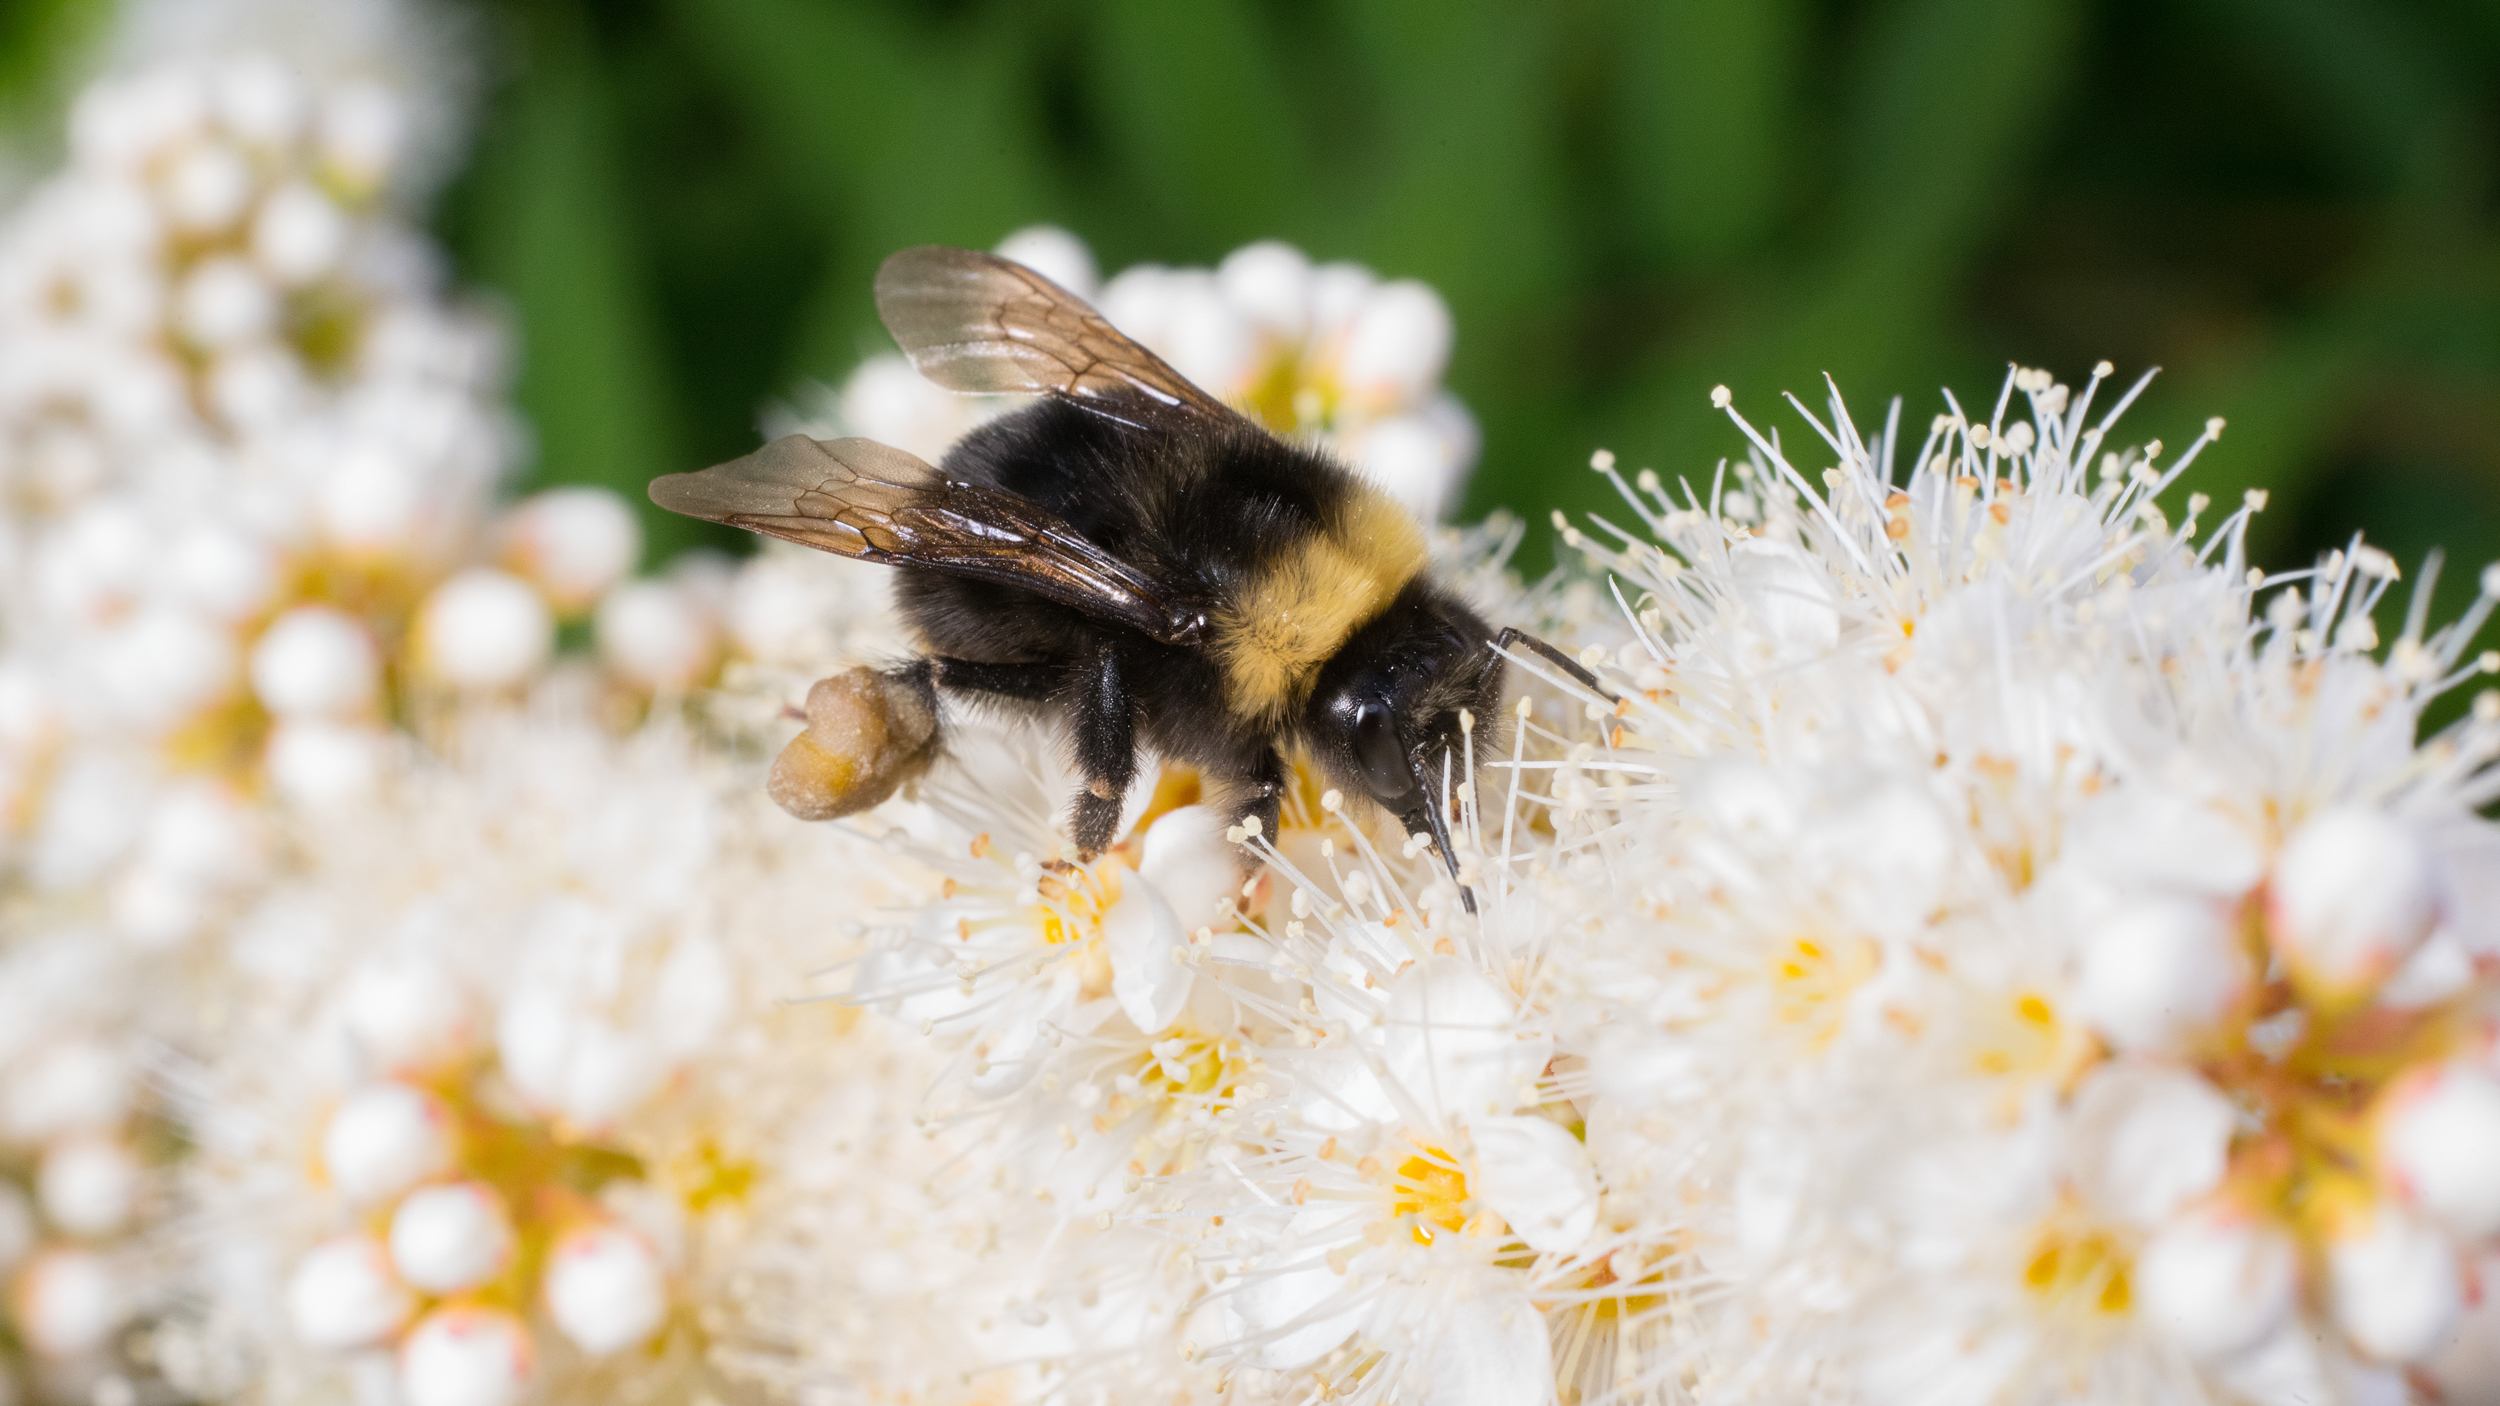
left=2329, top=1202, right=2461, bottom=1363
left=286, top=1235, right=412, bottom=1348
left=543, top=1223, right=668, bottom=1356
left=389, top=1181, right=513, bottom=1293
left=397, top=1306, right=535, bottom=1406
left=36, top=1133, right=142, bottom=1236
left=995, top=225, right=1100, bottom=301
left=838, top=355, right=982, bottom=464
left=264, top=719, right=387, bottom=809
left=2136, top=1203, right=2298, bottom=1359
left=2378, top=1063, right=2500, bottom=1237
left=11, top=1247, right=123, bottom=1358
left=320, top=1081, right=455, bottom=1209
left=594, top=579, right=717, bottom=692
left=2067, top=1063, right=2237, bottom=1226
left=250, top=181, right=348, bottom=284
left=1336, top=280, right=1451, bottom=412
left=4, top=1039, right=131, bottom=1142
left=419, top=569, right=552, bottom=691
left=2423, top=1248, right=2500, bottom=1402
left=2073, top=897, right=2250, bottom=1053
left=2268, top=807, right=2441, bottom=1006
left=318, top=82, right=406, bottom=195
left=249, top=606, right=380, bottom=718
left=343, top=954, right=472, bottom=1074
left=501, top=488, right=641, bottom=615
left=177, top=255, right=276, bottom=348
left=161, top=141, right=253, bottom=232
left=1216, top=240, right=1314, bottom=342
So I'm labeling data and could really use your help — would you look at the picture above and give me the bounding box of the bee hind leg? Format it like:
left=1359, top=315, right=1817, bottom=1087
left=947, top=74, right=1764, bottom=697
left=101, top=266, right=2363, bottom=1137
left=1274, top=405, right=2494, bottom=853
left=1066, top=639, right=1136, bottom=858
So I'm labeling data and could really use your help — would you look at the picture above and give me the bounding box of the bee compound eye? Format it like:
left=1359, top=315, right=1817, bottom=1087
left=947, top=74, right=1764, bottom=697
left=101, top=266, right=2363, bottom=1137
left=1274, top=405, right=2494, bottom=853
left=1353, top=702, right=1413, bottom=803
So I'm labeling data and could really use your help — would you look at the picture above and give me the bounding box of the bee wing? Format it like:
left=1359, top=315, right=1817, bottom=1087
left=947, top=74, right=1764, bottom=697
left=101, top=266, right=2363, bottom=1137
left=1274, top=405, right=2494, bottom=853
left=650, top=435, right=1205, bottom=645
left=874, top=245, right=1245, bottom=433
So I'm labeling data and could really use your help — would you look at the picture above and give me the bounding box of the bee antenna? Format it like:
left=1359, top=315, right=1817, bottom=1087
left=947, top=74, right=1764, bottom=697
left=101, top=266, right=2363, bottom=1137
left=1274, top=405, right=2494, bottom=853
left=1487, top=626, right=1618, bottom=703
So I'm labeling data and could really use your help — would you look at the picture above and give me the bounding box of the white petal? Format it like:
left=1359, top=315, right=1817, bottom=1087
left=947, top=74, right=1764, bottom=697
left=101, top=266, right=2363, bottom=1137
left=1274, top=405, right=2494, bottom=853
left=1104, top=881, right=1189, bottom=1037
left=1138, top=804, right=1237, bottom=932
left=2073, top=896, right=2250, bottom=1053
left=1728, top=537, right=1838, bottom=663
left=1469, top=1115, right=1598, bottom=1256
left=2423, top=1248, right=2500, bottom=1405
left=2269, top=807, right=2441, bottom=1002
left=2329, top=1203, right=2462, bottom=1363
left=2381, top=1063, right=2500, bottom=1237
left=2137, top=1202, right=2299, bottom=1359
left=1422, top=1295, right=1558, bottom=1406
left=2066, top=1062, right=2235, bottom=1226
left=1229, top=1256, right=1366, bottom=1370
left=1383, top=956, right=1547, bottom=1125
left=287, top=1235, right=413, bottom=1348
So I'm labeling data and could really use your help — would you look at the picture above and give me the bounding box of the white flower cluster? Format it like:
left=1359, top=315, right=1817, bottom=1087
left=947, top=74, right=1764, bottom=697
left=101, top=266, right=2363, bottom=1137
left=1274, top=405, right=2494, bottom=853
left=767, top=368, right=2500, bottom=1406
left=9, top=16, right=2499, bottom=1406
left=797, top=225, right=1479, bottom=523
left=157, top=712, right=936, bottom=1406
left=0, top=29, right=918, bottom=1406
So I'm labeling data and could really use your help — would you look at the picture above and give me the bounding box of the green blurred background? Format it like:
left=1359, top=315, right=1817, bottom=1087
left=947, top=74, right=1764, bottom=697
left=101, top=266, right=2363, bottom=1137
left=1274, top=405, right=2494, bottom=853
left=13, top=0, right=2500, bottom=611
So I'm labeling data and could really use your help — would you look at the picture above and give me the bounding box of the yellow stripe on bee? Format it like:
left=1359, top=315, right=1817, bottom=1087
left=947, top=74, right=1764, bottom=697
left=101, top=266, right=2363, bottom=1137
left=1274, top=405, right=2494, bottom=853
left=1213, top=486, right=1426, bottom=723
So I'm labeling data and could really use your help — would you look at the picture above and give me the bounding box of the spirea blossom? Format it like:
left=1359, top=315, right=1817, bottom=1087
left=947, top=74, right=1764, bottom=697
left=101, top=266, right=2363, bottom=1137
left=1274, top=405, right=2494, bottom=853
left=155, top=709, right=939, bottom=1406
left=787, top=226, right=1478, bottom=522
left=744, top=365, right=2498, bottom=1406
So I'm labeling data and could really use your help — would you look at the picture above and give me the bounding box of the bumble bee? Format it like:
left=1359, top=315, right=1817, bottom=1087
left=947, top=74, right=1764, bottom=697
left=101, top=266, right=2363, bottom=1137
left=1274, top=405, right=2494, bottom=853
left=650, top=245, right=1596, bottom=910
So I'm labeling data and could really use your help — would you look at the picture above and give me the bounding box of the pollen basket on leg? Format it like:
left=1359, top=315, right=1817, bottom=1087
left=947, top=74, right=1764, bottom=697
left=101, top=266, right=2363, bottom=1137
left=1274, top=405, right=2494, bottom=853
left=1212, top=486, right=1426, bottom=723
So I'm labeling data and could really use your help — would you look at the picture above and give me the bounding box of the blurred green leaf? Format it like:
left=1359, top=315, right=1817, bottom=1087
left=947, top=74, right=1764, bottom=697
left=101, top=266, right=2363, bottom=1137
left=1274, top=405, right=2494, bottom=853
left=1565, top=0, right=2082, bottom=546
left=0, top=0, right=105, bottom=128
left=1616, top=0, right=1801, bottom=270
left=1085, top=0, right=1310, bottom=253
left=462, top=39, right=689, bottom=558
left=1338, top=0, right=1575, bottom=528
left=676, top=0, right=1056, bottom=383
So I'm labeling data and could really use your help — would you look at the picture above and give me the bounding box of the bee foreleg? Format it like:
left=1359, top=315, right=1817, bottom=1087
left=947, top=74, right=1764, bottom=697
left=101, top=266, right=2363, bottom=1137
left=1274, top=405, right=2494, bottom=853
left=1231, top=746, right=1286, bottom=849
left=1066, top=639, right=1136, bottom=858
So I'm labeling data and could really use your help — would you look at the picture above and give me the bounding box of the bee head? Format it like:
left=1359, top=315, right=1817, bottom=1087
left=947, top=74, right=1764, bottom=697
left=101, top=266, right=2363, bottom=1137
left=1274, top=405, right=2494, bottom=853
left=1307, top=585, right=1506, bottom=912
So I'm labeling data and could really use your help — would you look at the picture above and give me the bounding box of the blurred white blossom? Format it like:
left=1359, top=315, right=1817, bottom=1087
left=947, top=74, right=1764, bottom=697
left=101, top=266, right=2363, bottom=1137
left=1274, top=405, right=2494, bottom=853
left=780, top=226, right=1479, bottom=523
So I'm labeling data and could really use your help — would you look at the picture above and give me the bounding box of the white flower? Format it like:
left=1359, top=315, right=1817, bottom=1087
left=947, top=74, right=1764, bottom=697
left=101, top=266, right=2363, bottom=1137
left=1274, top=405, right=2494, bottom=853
left=418, top=568, right=553, bottom=690
left=285, top=1234, right=412, bottom=1348
left=398, top=1306, right=534, bottom=1406
left=541, top=1224, right=668, bottom=1355
left=2266, top=806, right=2443, bottom=1005
left=36, top=1134, right=144, bottom=1237
left=11, top=1247, right=124, bottom=1358
left=319, top=1081, right=455, bottom=1209
left=2328, top=1203, right=2461, bottom=1363
left=2136, top=1203, right=2298, bottom=1360
left=499, top=486, right=643, bottom=615
left=249, top=605, right=382, bottom=718
left=387, top=1182, right=513, bottom=1293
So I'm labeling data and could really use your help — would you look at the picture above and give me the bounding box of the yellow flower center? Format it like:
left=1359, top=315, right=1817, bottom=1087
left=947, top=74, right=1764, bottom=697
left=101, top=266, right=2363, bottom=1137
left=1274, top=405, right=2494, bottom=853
left=1388, top=1148, right=1470, bottom=1245
left=2023, top=1221, right=2134, bottom=1318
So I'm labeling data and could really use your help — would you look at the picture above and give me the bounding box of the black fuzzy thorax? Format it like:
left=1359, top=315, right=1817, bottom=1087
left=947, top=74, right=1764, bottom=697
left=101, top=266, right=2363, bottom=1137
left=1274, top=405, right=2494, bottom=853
left=895, top=399, right=1370, bottom=776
